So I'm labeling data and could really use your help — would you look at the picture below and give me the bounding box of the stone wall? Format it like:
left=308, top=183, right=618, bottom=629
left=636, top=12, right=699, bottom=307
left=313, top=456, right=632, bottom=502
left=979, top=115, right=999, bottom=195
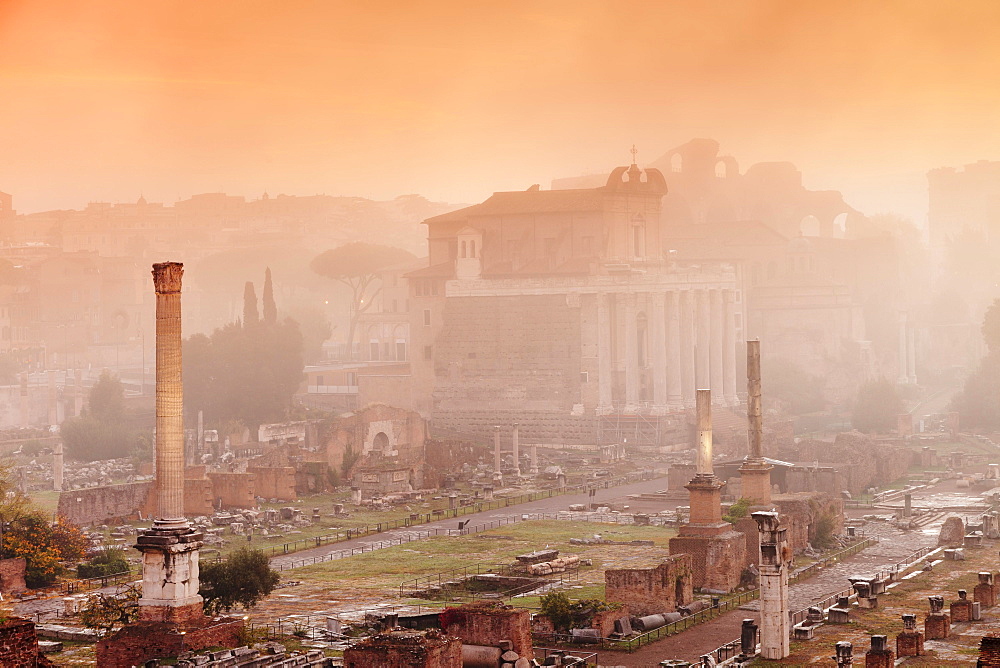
left=605, top=555, right=693, bottom=616
left=184, top=477, right=214, bottom=517
left=0, top=616, right=55, bottom=668
left=432, top=295, right=582, bottom=414
left=206, top=472, right=255, bottom=509
left=438, top=602, right=532, bottom=657
left=773, top=492, right=845, bottom=554
left=56, top=481, right=153, bottom=525
left=776, top=432, right=914, bottom=494
left=96, top=619, right=243, bottom=667
left=248, top=466, right=296, bottom=501
left=343, top=630, right=462, bottom=668
left=0, top=557, right=27, bottom=596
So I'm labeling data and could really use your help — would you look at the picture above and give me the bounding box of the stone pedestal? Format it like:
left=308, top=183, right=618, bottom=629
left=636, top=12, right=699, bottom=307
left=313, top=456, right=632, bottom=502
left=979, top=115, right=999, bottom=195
left=739, top=459, right=773, bottom=506
left=135, top=526, right=205, bottom=624
left=896, top=631, right=923, bottom=657
left=976, top=573, right=996, bottom=608
left=669, top=474, right=746, bottom=592
left=752, top=511, right=789, bottom=660
left=924, top=614, right=950, bottom=639
left=951, top=590, right=973, bottom=622
left=865, top=635, right=894, bottom=668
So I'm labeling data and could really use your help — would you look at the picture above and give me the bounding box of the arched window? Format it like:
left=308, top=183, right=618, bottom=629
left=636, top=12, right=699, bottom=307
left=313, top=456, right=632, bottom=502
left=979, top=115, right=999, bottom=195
left=373, top=431, right=389, bottom=453
left=460, top=240, right=467, bottom=258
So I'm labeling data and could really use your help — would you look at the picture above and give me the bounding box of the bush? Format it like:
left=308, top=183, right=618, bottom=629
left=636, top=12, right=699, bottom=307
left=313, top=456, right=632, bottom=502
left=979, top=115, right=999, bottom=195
left=200, top=547, right=280, bottom=615
left=538, top=592, right=609, bottom=633
left=77, top=547, right=130, bottom=579
left=723, top=497, right=752, bottom=524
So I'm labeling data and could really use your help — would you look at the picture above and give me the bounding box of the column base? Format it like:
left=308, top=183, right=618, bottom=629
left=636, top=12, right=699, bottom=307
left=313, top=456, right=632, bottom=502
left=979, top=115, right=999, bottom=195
left=739, top=460, right=774, bottom=505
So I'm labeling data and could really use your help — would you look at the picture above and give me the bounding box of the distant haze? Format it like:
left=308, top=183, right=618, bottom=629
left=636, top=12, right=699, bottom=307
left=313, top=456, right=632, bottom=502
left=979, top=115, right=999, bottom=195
left=3, top=0, right=1000, bottom=222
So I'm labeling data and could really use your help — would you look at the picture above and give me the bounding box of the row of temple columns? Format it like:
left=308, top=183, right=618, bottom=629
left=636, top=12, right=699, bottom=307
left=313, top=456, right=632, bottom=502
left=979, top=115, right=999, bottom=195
left=596, top=287, right=740, bottom=411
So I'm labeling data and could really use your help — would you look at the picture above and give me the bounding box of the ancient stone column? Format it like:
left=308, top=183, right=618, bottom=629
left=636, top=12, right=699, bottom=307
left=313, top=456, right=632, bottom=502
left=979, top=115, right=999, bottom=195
left=596, top=292, right=613, bottom=413
left=135, top=262, right=204, bottom=625
left=740, top=339, right=773, bottom=504
left=623, top=292, right=639, bottom=412
left=511, top=423, right=520, bottom=474
left=19, top=373, right=28, bottom=428
left=53, top=442, right=63, bottom=492
left=493, top=425, right=501, bottom=471
left=73, top=368, right=84, bottom=417
left=679, top=291, right=696, bottom=405
left=651, top=292, right=667, bottom=413
left=709, top=289, right=725, bottom=404
left=696, top=388, right=713, bottom=476
left=723, top=290, right=738, bottom=405
left=47, top=370, right=57, bottom=425
left=695, top=290, right=711, bottom=391
left=152, top=262, right=185, bottom=528
left=665, top=291, right=682, bottom=407
left=530, top=444, right=539, bottom=474
left=753, top=511, right=790, bottom=660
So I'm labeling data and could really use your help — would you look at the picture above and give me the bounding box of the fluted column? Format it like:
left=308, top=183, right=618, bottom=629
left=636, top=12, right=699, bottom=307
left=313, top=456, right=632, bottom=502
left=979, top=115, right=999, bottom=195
left=696, top=290, right=711, bottom=392
left=709, top=289, right=725, bottom=404
left=723, top=290, right=738, bottom=405
left=152, top=262, right=185, bottom=528
left=651, top=292, right=667, bottom=412
left=597, top=293, right=613, bottom=413
left=512, top=423, right=520, bottom=473
left=679, top=291, right=696, bottom=405
left=623, top=292, right=639, bottom=412
left=666, top=291, right=683, bottom=407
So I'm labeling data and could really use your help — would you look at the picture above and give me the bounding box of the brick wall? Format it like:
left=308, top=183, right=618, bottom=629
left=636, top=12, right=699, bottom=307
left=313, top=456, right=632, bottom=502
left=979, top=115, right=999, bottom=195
left=772, top=492, right=845, bottom=554
left=56, top=481, right=153, bottom=525
left=96, top=619, right=243, bottom=667
left=0, top=616, right=54, bottom=668
left=184, top=477, right=214, bottom=516
left=0, top=557, right=27, bottom=595
left=605, top=555, right=693, bottom=616
left=439, top=602, right=532, bottom=657
left=248, top=466, right=297, bottom=501
left=979, top=635, right=1000, bottom=667
left=344, top=630, right=462, bottom=668
left=896, top=630, right=923, bottom=657
left=206, top=472, right=256, bottom=509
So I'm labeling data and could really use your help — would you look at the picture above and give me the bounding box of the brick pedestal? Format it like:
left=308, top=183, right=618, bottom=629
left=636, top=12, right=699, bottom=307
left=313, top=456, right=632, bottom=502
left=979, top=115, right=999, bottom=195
left=951, top=599, right=973, bottom=623
left=669, top=530, right=747, bottom=593
left=896, top=630, right=923, bottom=657
left=96, top=618, right=243, bottom=668
left=344, top=630, right=462, bottom=668
left=865, top=636, right=894, bottom=668
left=976, top=582, right=997, bottom=608
left=924, top=613, right=950, bottom=639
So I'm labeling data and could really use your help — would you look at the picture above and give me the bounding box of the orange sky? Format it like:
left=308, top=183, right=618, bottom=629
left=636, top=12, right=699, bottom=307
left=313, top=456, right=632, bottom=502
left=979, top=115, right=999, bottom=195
left=2, top=0, right=1000, bottom=222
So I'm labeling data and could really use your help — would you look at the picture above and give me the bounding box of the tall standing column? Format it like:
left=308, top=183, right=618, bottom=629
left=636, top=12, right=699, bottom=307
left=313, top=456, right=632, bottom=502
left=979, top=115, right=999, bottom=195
left=511, top=423, right=520, bottom=474
left=153, top=262, right=185, bottom=528
left=666, top=291, right=682, bottom=407
left=753, top=511, right=790, bottom=660
left=679, top=291, right=696, bottom=405
left=53, top=442, right=64, bottom=492
left=623, top=292, right=639, bottom=412
left=493, top=425, right=502, bottom=471
left=709, top=290, right=725, bottom=404
left=136, top=261, right=204, bottom=625
left=740, top=339, right=773, bottom=504
left=723, top=291, right=738, bottom=405
left=696, top=290, right=711, bottom=392
left=597, top=293, right=613, bottom=413
left=530, top=444, right=539, bottom=474
left=651, top=292, right=667, bottom=412
left=695, top=388, right=713, bottom=477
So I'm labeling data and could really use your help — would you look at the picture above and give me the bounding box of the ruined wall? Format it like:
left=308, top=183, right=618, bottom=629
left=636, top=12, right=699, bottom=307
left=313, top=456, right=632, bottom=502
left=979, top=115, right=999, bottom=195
left=0, top=616, right=55, bottom=668
left=605, top=554, right=694, bottom=616
left=439, top=602, right=532, bottom=657
left=343, top=630, right=462, bottom=668
left=96, top=619, right=242, bottom=668
left=424, top=439, right=482, bottom=485
left=184, top=477, right=214, bottom=517
left=248, top=466, right=297, bottom=501
left=324, top=404, right=426, bottom=474
left=358, top=374, right=415, bottom=413
left=57, top=482, right=153, bottom=525
left=773, top=492, right=845, bottom=554
left=0, top=557, right=27, bottom=595
left=432, top=295, right=582, bottom=414
left=776, top=432, right=914, bottom=494
left=206, top=472, right=256, bottom=509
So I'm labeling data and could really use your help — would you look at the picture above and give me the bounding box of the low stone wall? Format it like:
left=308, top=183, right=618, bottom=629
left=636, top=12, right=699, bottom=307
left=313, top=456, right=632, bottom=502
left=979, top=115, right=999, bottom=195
left=96, top=618, right=243, bottom=667
left=439, top=602, right=532, bottom=658
left=56, top=482, right=153, bottom=525
left=206, top=472, right=256, bottom=509
left=248, top=466, right=297, bottom=501
left=0, top=616, right=55, bottom=668
left=605, top=554, right=693, bottom=616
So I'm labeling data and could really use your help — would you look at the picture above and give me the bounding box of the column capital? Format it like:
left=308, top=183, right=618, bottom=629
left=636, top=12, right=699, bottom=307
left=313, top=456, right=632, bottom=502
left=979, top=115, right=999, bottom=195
left=152, top=262, right=184, bottom=294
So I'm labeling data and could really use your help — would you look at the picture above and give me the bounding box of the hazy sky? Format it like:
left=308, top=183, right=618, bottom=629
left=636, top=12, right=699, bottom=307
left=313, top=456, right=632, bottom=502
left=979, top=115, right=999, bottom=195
left=3, top=1, right=1000, bottom=223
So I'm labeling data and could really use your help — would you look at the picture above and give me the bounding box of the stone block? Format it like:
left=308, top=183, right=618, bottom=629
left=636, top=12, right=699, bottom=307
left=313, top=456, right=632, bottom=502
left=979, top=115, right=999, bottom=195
left=605, top=555, right=692, bottom=616
left=924, top=613, right=950, bottom=639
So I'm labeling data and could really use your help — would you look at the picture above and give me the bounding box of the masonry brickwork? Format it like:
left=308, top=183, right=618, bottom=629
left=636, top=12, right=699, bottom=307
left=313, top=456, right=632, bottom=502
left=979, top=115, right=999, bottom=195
left=979, top=635, right=1000, bottom=667
left=343, top=630, right=462, bottom=668
left=0, top=557, right=27, bottom=595
left=96, top=618, right=242, bottom=667
left=0, top=616, right=55, bottom=668
left=438, top=602, right=531, bottom=658
left=605, top=555, right=693, bottom=616
left=248, top=466, right=297, bottom=501
left=896, top=630, right=923, bottom=657
left=206, top=472, right=256, bottom=509
left=56, top=481, right=153, bottom=525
